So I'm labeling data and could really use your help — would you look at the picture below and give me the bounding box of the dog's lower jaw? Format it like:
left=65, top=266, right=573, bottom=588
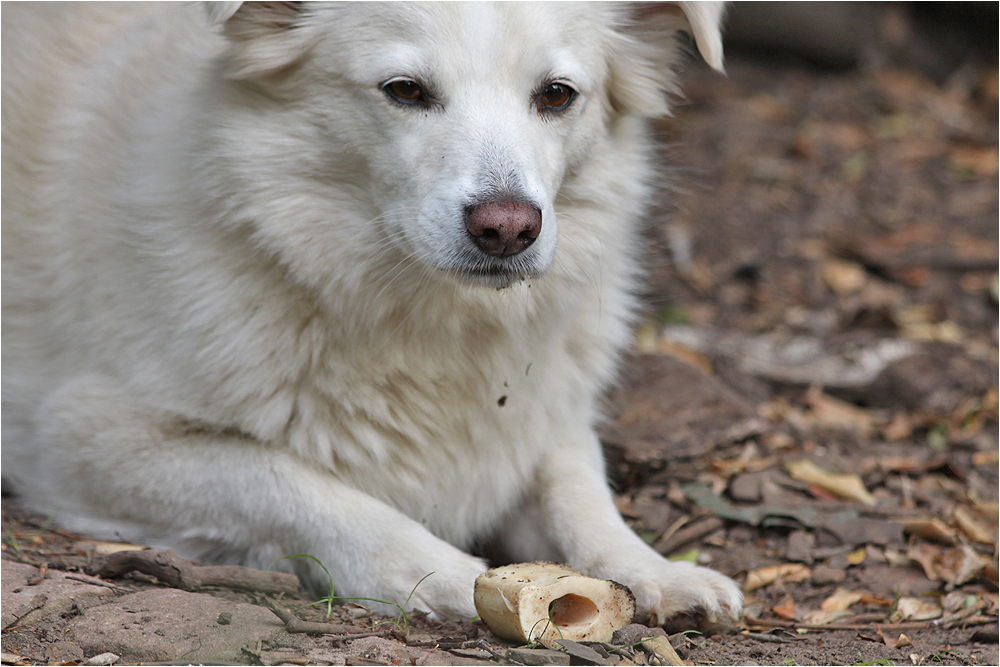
left=457, top=267, right=532, bottom=290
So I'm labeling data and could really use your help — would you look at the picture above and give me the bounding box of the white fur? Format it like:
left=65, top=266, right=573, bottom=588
left=2, top=2, right=739, bottom=625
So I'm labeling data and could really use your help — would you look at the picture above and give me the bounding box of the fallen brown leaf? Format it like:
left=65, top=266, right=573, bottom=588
left=878, top=455, right=947, bottom=475
left=772, top=595, right=797, bottom=620
left=882, top=413, right=914, bottom=441
left=821, top=259, right=867, bottom=296
left=859, top=593, right=894, bottom=607
left=744, top=563, right=811, bottom=593
left=949, top=145, right=999, bottom=177
left=803, top=387, right=874, bottom=435
left=972, top=500, right=999, bottom=521
left=877, top=626, right=913, bottom=648
left=821, top=588, right=864, bottom=612
left=802, top=609, right=854, bottom=625
left=785, top=459, right=877, bottom=506
left=892, top=597, right=943, bottom=622
left=899, top=517, right=958, bottom=545
left=906, top=542, right=942, bottom=580
left=954, top=506, right=997, bottom=545
left=657, top=340, right=713, bottom=373
left=938, top=545, right=989, bottom=588
left=971, top=450, right=999, bottom=467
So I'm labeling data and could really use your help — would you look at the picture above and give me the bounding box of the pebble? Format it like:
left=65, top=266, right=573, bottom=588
left=505, top=647, right=571, bottom=666
left=812, top=563, right=846, bottom=586
left=84, top=653, right=121, bottom=666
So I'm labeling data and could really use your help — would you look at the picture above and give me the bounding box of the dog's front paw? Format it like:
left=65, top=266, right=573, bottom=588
left=605, top=558, right=742, bottom=630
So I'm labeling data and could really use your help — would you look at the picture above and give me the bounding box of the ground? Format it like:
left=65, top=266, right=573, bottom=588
left=2, top=44, right=998, bottom=667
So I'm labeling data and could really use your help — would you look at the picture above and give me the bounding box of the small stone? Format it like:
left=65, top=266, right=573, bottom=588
left=811, top=564, right=846, bottom=586
left=84, top=652, right=121, bottom=666
left=551, top=639, right=609, bottom=665
left=611, top=623, right=666, bottom=647
left=785, top=530, right=815, bottom=563
left=217, top=611, right=233, bottom=625
left=728, top=472, right=764, bottom=503
left=505, top=647, right=571, bottom=666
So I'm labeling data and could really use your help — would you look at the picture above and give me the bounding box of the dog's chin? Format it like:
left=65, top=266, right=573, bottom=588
left=437, top=251, right=547, bottom=290
left=456, top=266, right=533, bottom=290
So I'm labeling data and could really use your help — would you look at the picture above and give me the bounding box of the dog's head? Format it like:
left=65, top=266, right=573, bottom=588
left=207, top=2, right=724, bottom=290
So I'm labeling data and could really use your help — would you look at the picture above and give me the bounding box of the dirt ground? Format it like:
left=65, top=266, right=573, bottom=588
left=3, top=24, right=998, bottom=667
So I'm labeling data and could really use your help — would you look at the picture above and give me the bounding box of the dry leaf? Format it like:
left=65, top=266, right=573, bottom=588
left=938, top=545, right=988, bottom=588
left=954, top=506, right=997, bottom=545
left=949, top=145, right=999, bottom=176
left=902, top=320, right=965, bottom=344
left=634, top=321, right=659, bottom=354
left=972, top=500, right=999, bottom=521
left=885, top=548, right=911, bottom=567
left=657, top=339, right=713, bottom=373
left=821, top=588, right=864, bottom=612
left=877, top=627, right=913, bottom=648
left=802, top=608, right=854, bottom=625
left=804, top=387, right=874, bottom=435
left=899, top=517, right=958, bottom=545
left=822, top=259, right=867, bottom=296
left=772, top=594, right=797, bottom=620
left=744, top=563, right=811, bottom=592
left=893, top=597, right=942, bottom=622
left=942, top=590, right=978, bottom=613
left=882, top=413, right=913, bottom=441
left=860, top=593, right=893, bottom=606
left=984, top=561, right=998, bottom=588
left=847, top=548, right=867, bottom=566
left=878, top=455, right=946, bottom=474
left=972, top=450, right=999, bottom=466
left=906, top=542, right=942, bottom=580
left=785, top=459, right=877, bottom=506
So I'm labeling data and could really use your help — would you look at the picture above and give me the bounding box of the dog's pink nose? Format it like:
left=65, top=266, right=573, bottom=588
left=465, top=201, right=541, bottom=257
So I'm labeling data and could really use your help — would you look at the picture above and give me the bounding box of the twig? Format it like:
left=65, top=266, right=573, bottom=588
left=262, top=596, right=387, bottom=640
left=88, top=549, right=299, bottom=595
left=936, top=600, right=988, bottom=628
left=406, top=638, right=523, bottom=665
left=654, top=517, right=725, bottom=556
left=744, top=614, right=999, bottom=633
left=65, top=574, right=135, bottom=593
left=2, top=595, right=47, bottom=630
left=476, top=639, right=522, bottom=665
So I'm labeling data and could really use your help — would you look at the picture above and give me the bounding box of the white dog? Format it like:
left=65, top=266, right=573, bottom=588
left=2, top=2, right=740, bottom=627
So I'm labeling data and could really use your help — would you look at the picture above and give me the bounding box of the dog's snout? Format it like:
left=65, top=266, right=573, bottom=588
left=465, top=201, right=542, bottom=257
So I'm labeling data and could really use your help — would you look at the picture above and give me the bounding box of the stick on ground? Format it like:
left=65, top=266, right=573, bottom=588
left=87, top=549, right=300, bottom=596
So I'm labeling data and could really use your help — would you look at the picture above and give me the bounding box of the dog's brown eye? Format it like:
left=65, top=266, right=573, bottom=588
left=384, top=79, right=426, bottom=106
left=538, top=82, right=575, bottom=112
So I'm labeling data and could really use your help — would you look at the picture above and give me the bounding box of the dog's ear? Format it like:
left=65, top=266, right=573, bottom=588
left=208, top=1, right=317, bottom=80
left=676, top=1, right=726, bottom=72
left=608, top=1, right=727, bottom=117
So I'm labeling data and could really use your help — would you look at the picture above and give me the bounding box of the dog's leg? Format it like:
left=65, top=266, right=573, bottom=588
left=30, top=375, right=485, bottom=620
left=501, top=426, right=742, bottom=627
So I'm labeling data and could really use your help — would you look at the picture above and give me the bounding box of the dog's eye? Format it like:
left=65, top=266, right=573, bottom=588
left=383, top=79, right=427, bottom=106
left=537, top=82, right=576, bottom=113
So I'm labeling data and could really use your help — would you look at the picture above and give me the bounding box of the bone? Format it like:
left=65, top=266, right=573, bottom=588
left=474, top=562, right=635, bottom=643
